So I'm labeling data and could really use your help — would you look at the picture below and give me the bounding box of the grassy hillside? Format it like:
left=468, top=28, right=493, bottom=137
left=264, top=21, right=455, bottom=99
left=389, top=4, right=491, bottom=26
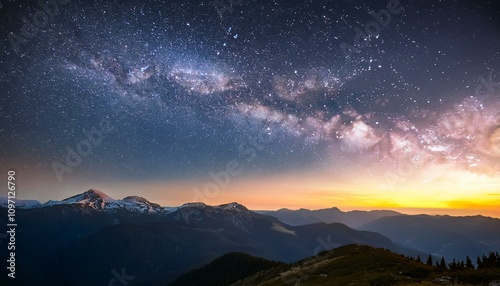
left=230, top=244, right=500, bottom=286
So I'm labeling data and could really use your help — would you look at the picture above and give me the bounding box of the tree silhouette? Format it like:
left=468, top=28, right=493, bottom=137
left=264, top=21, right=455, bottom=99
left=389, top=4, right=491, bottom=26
left=426, top=255, right=433, bottom=266
left=439, top=257, right=447, bottom=270
left=466, top=256, right=474, bottom=269
left=449, top=259, right=457, bottom=271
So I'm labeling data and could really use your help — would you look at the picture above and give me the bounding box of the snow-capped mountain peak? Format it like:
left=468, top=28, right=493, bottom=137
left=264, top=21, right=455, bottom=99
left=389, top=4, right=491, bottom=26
left=180, top=202, right=207, bottom=209
left=172, top=201, right=255, bottom=232
left=123, top=195, right=153, bottom=204
left=68, top=189, right=114, bottom=203
left=179, top=202, right=248, bottom=212
left=43, top=189, right=166, bottom=214
left=218, top=202, right=248, bottom=212
left=44, top=189, right=116, bottom=210
left=2, top=189, right=252, bottom=220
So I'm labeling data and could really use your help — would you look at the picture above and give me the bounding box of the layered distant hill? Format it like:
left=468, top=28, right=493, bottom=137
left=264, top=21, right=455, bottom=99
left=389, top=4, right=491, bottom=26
left=358, top=214, right=500, bottom=262
left=0, top=189, right=422, bottom=286
left=259, top=207, right=401, bottom=228
left=261, top=207, right=500, bottom=263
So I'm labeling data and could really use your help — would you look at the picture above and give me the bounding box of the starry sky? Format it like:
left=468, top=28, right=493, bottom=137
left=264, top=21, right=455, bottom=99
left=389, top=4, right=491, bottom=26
left=0, top=0, right=499, bottom=216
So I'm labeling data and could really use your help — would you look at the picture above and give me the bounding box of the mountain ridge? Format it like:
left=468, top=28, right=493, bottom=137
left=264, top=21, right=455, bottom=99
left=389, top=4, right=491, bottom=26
left=259, top=206, right=402, bottom=228
left=0, top=189, right=427, bottom=286
left=3, top=189, right=498, bottom=221
left=358, top=214, right=500, bottom=262
left=230, top=244, right=500, bottom=286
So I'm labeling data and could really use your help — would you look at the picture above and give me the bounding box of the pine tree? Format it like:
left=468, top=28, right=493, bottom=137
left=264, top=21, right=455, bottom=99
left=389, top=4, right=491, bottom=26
left=487, top=252, right=496, bottom=268
left=416, top=255, right=421, bottom=263
left=440, top=257, right=447, bottom=270
left=449, top=259, right=457, bottom=271
left=426, top=255, right=433, bottom=266
left=466, top=256, right=474, bottom=269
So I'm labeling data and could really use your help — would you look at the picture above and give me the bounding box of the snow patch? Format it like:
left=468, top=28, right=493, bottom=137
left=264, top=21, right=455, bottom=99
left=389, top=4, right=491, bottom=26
left=271, top=223, right=296, bottom=235
left=0, top=198, right=41, bottom=209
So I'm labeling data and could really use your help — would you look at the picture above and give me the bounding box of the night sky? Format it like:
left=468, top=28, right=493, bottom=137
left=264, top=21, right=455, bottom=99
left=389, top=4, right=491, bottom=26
left=1, top=0, right=499, bottom=216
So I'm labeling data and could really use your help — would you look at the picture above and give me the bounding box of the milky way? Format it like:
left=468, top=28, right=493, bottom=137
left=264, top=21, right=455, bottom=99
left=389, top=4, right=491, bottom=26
left=0, top=0, right=499, bottom=198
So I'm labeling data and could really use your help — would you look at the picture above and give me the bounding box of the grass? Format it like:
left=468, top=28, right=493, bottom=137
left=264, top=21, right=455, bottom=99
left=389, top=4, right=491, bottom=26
left=230, top=244, right=500, bottom=286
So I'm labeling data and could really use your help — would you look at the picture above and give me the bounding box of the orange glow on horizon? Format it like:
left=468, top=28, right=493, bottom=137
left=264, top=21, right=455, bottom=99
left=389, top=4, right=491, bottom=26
left=15, top=160, right=498, bottom=219
left=85, top=165, right=500, bottom=219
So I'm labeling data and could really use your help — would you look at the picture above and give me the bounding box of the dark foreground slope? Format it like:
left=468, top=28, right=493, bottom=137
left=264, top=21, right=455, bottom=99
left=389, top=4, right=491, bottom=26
left=168, top=252, right=283, bottom=286
left=231, top=244, right=500, bottom=286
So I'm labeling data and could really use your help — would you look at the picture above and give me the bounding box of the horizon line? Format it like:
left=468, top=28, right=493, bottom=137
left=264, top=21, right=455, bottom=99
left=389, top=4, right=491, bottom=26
left=2, top=188, right=499, bottom=219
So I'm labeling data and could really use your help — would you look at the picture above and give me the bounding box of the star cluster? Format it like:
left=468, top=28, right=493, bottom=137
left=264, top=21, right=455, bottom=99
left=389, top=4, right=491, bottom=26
left=0, top=0, right=499, bottom=209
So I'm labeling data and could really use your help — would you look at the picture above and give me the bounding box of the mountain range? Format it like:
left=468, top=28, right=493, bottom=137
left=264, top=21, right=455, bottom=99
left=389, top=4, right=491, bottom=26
left=258, top=207, right=401, bottom=228
left=0, top=189, right=419, bottom=285
left=358, top=214, right=500, bottom=262
left=0, top=189, right=166, bottom=214
left=0, top=189, right=499, bottom=285
left=260, top=207, right=500, bottom=262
